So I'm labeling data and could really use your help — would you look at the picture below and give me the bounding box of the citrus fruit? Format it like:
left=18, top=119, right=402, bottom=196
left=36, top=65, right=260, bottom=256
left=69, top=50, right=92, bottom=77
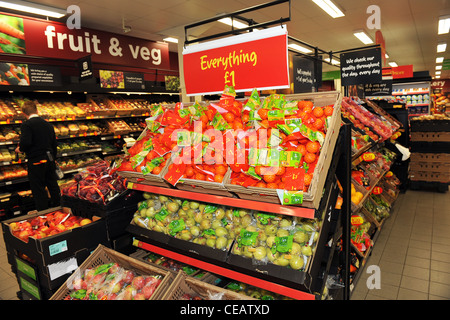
left=266, top=182, right=278, bottom=189
left=215, top=165, right=227, bottom=175
left=304, top=152, right=316, bottom=163
left=306, top=141, right=320, bottom=154
left=276, top=166, right=286, bottom=176
left=313, top=118, right=324, bottom=131
left=324, top=106, right=334, bottom=117
left=214, top=174, right=224, bottom=183
left=304, top=173, right=312, bottom=186
left=257, top=108, right=269, bottom=120
left=296, top=144, right=307, bottom=155
left=224, top=112, right=235, bottom=123
left=194, top=173, right=206, bottom=181
left=152, top=166, right=162, bottom=175
left=313, top=107, right=324, bottom=118
left=263, top=174, right=277, bottom=183
left=255, top=181, right=267, bottom=188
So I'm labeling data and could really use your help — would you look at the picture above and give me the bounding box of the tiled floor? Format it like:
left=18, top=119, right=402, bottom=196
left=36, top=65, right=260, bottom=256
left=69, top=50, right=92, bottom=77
left=0, top=188, right=449, bottom=300
left=351, top=188, right=450, bottom=300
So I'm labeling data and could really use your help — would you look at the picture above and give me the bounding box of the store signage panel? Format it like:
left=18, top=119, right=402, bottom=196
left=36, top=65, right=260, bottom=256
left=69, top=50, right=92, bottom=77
left=364, top=80, right=392, bottom=96
left=0, top=61, right=61, bottom=86
left=182, top=25, right=290, bottom=96
left=293, top=56, right=315, bottom=93
left=77, top=55, right=93, bottom=81
left=340, top=48, right=382, bottom=86
left=391, top=65, right=413, bottom=79
left=0, top=12, right=170, bottom=70
left=99, top=70, right=145, bottom=90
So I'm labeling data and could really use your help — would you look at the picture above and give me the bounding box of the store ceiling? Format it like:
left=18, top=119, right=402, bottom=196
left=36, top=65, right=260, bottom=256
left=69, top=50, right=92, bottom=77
left=18, top=0, right=450, bottom=80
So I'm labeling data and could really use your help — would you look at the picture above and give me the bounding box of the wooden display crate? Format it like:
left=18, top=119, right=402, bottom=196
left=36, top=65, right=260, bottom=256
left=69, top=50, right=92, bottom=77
left=86, top=94, right=116, bottom=117
left=50, top=244, right=174, bottom=300
left=225, top=91, right=342, bottom=209
left=161, top=270, right=252, bottom=300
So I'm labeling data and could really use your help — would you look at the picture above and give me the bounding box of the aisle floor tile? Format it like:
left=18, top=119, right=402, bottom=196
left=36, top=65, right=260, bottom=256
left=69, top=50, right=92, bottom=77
left=352, top=188, right=450, bottom=300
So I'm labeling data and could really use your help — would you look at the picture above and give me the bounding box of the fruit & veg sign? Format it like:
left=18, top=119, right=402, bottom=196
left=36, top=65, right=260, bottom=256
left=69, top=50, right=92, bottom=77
left=0, top=12, right=169, bottom=70
left=182, top=25, right=290, bottom=96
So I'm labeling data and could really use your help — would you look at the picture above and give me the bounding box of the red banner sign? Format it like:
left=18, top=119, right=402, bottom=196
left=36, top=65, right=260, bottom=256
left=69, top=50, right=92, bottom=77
left=0, top=12, right=170, bottom=70
left=182, top=26, right=290, bottom=96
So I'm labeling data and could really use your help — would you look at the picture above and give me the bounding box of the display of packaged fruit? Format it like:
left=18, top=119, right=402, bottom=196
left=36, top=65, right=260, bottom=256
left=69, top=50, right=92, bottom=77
left=65, top=262, right=163, bottom=300
left=7, top=209, right=93, bottom=243
left=342, top=97, right=393, bottom=142
left=61, top=160, right=127, bottom=204
left=225, top=280, right=292, bottom=300
left=0, top=164, right=27, bottom=181
left=131, top=193, right=235, bottom=251
left=231, top=213, right=320, bottom=271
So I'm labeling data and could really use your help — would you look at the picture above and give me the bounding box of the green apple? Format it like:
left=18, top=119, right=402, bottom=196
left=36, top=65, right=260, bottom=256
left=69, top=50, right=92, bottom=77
left=215, top=208, right=225, bottom=220
left=273, top=257, right=289, bottom=267
left=265, top=224, right=277, bottom=236
left=215, top=227, right=228, bottom=237
left=276, top=229, right=289, bottom=238
left=189, top=225, right=200, bottom=237
left=279, top=218, right=292, bottom=228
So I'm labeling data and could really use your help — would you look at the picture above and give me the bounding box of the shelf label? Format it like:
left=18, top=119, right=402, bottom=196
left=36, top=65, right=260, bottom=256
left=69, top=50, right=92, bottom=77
left=48, top=240, right=68, bottom=256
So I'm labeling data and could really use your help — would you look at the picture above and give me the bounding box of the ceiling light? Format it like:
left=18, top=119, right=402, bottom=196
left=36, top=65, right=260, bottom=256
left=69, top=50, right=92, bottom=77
left=435, top=75, right=441, bottom=79
left=436, top=65, right=442, bottom=70
left=385, top=53, right=389, bottom=59
left=389, top=62, right=398, bottom=67
left=288, top=43, right=313, bottom=54
left=438, top=15, right=450, bottom=34
left=324, top=57, right=340, bottom=65
left=0, top=0, right=66, bottom=18
left=436, top=71, right=442, bottom=75
left=218, top=17, right=249, bottom=29
left=354, top=30, right=373, bottom=45
left=163, top=37, right=178, bottom=44
left=436, top=57, right=444, bottom=63
left=312, top=0, right=345, bottom=18
left=437, top=42, right=447, bottom=53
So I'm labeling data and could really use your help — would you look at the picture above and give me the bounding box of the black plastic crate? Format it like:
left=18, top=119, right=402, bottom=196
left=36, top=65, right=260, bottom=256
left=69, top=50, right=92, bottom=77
left=410, top=141, right=450, bottom=153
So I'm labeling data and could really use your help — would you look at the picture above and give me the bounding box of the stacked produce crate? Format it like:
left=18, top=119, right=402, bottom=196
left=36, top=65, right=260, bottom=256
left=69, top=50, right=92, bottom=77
left=409, top=115, right=450, bottom=192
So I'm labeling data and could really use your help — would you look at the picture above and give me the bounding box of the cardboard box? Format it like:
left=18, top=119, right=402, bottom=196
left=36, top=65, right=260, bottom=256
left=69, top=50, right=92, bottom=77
left=411, top=132, right=450, bottom=142
left=409, top=170, right=450, bottom=183
left=2, top=207, right=109, bottom=269
left=410, top=161, right=450, bottom=173
left=50, top=244, right=174, bottom=300
left=225, top=91, right=342, bottom=209
left=410, top=153, right=450, bottom=163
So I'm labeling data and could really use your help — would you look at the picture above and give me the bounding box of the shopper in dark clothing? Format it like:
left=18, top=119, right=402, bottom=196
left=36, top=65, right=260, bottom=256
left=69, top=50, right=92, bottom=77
left=15, top=101, right=61, bottom=211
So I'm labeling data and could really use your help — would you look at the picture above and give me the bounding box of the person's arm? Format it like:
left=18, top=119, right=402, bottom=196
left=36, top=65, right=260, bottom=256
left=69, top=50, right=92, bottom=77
left=19, top=123, right=32, bottom=154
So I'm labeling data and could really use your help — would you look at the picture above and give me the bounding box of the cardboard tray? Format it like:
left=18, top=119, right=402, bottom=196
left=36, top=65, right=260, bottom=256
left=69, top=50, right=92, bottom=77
left=86, top=95, right=116, bottom=117
left=175, top=167, right=234, bottom=197
left=161, top=270, right=253, bottom=300
left=410, top=161, right=450, bottom=173
left=49, top=244, right=174, bottom=300
left=411, top=132, right=450, bottom=142
left=225, top=91, right=343, bottom=209
left=409, top=170, right=450, bottom=183
left=2, top=207, right=109, bottom=268
left=410, top=152, right=450, bottom=163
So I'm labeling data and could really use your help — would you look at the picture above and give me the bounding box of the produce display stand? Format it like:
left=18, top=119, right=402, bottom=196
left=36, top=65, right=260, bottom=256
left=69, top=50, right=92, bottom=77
left=125, top=123, right=352, bottom=300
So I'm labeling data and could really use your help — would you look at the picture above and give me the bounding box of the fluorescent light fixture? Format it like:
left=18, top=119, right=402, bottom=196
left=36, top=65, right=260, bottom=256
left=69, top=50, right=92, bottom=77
left=436, top=71, right=442, bottom=75
left=354, top=30, right=373, bottom=45
left=312, top=0, right=345, bottom=18
left=324, top=57, right=340, bottom=65
left=437, top=42, right=447, bottom=53
left=218, top=17, right=249, bottom=29
left=436, top=65, right=442, bottom=70
left=435, top=75, right=441, bottom=79
left=389, top=62, right=398, bottom=67
left=438, top=15, right=450, bottom=34
left=0, top=0, right=66, bottom=18
left=163, top=37, right=178, bottom=43
left=288, top=43, right=313, bottom=54
left=436, top=57, right=444, bottom=63
left=385, top=53, right=389, bottom=59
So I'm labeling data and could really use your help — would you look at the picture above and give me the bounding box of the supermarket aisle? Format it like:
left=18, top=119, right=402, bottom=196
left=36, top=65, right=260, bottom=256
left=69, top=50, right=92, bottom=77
left=0, top=232, right=19, bottom=300
left=1, top=188, right=449, bottom=301
left=351, top=188, right=450, bottom=300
